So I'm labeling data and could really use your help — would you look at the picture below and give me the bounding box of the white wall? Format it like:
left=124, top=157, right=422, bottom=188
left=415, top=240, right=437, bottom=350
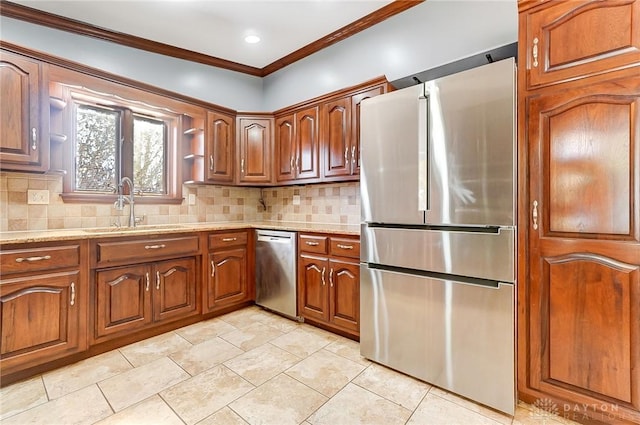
left=262, top=0, right=517, bottom=110
left=0, top=0, right=517, bottom=112
left=0, top=17, right=264, bottom=111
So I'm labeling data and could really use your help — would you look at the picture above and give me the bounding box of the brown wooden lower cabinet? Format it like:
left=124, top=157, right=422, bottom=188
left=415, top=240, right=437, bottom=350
left=204, top=230, right=252, bottom=312
left=93, top=256, right=199, bottom=344
left=298, top=233, right=360, bottom=339
left=90, top=234, right=201, bottom=345
left=0, top=240, right=88, bottom=381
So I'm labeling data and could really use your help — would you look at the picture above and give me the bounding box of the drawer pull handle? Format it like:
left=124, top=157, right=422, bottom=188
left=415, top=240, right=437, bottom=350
left=156, top=271, right=161, bottom=290
left=144, top=244, right=166, bottom=250
left=70, top=282, right=75, bottom=306
left=329, top=268, right=334, bottom=287
left=145, top=272, right=150, bottom=291
left=321, top=267, right=326, bottom=286
left=337, top=244, right=353, bottom=250
left=532, top=200, right=539, bottom=230
left=32, top=127, right=37, bottom=150
left=305, top=241, right=320, bottom=246
left=532, top=37, right=539, bottom=68
left=222, top=237, right=237, bottom=242
left=211, top=260, right=215, bottom=277
left=15, top=255, right=51, bottom=263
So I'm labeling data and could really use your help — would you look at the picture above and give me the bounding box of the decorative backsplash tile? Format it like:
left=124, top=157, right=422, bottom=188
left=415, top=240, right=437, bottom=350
left=0, top=172, right=360, bottom=232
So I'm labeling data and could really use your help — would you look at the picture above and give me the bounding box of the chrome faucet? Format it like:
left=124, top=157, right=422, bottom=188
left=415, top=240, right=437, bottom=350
left=115, top=177, right=136, bottom=228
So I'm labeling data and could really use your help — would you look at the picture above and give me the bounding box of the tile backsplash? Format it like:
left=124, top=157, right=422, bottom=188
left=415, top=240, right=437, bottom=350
left=0, top=172, right=360, bottom=232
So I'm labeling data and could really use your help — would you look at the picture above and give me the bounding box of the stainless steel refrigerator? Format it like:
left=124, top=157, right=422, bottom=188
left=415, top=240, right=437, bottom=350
left=360, top=57, right=516, bottom=415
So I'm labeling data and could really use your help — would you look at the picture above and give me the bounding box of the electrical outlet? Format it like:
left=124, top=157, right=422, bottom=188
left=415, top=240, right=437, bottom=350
left=188, top=194, right=196, bottom=205
left=27, top=189, right=49, bottom=205
left=292, top=195, right=301, bottom=205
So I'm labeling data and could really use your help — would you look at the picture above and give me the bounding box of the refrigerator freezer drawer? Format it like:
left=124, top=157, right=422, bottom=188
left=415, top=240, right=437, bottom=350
left=360, top=265, right=515, bottom=415
left=361, top=225, right=515, bottom=282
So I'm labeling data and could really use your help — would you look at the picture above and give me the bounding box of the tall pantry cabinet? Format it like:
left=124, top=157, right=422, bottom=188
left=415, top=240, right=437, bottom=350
left=517, top=1, right=640, bottom=424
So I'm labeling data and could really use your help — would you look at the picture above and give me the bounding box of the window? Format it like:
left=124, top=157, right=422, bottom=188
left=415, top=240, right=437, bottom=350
left=59, top=87, right=181, bottom=204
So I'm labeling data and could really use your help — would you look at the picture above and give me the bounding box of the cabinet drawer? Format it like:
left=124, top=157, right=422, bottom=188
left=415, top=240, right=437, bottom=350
left=300, top=235, right=328, bottom=254
left=329, top=238, right=360, bottom=259
left=96, top=236, right=199, bottom=266
left=209, top=231, right=248, bottom=249
left=0, top=245, right=80, bottom=275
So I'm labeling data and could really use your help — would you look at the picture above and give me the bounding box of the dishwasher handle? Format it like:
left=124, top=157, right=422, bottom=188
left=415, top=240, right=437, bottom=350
left=257, top=235, right=292, bottom=243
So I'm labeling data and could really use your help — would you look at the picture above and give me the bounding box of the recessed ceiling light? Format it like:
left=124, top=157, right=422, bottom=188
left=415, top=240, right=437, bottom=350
left=244, top=35, right=260, bottom=44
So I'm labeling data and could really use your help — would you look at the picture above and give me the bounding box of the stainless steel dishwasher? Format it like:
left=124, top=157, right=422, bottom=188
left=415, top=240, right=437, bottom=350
left=255, top=229, right=298, bottom=319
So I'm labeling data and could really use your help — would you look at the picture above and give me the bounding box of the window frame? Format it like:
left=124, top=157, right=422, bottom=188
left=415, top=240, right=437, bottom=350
left=59, top=86, right=183, bottom=205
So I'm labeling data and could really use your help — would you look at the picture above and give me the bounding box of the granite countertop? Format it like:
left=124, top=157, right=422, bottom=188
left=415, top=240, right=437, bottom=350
left=0, top=221, right=360, bottom=244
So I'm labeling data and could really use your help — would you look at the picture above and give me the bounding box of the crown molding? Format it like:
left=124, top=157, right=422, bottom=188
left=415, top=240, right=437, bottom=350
left=0, top=0, right=423, bottom=77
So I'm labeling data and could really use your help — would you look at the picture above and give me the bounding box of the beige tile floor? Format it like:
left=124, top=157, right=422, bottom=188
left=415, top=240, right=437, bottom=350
left=1, top=306, right=578, bottom=425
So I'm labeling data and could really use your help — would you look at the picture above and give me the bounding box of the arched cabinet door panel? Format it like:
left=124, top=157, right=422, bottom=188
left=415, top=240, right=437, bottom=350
left=524, top=75, right=640, bottom=419
left=523, top=0, right=640, bottom=88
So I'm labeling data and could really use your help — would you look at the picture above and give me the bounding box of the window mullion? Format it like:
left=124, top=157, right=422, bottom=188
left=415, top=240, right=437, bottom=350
left=120, top=109, right=135, bottom=192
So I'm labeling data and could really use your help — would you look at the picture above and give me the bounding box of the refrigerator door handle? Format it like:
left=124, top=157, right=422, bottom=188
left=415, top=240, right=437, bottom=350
left=418, top=94, right=429, bottom=212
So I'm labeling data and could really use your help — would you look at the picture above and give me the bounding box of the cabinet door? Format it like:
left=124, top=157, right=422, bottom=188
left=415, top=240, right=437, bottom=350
left=206, top=111, right=234, bottom=183
left=0, top=51, right=47, bottom=171
left=525, top=77, right=640, bottom=416
left=0, top=271, right=84, bottom=372
left=208, top=247, right=247, bottom=310
left=153, top=257, right=198, bottom=323
left=298, top=255, right=328, bottom=322
left=94, top=265, right=152, bottom=341
left=322, top=97, right=351, bottom=178
left=275, top=114, right=296, bottom=182
left=523, top=1, right=640, bottom=88
left=295, top=106, right=320, bottom=180
left=328, top=259, right=359, bottom=333
left=351, top=87, right=384, bottom=176
left=237, top=117, right=273, bottom=184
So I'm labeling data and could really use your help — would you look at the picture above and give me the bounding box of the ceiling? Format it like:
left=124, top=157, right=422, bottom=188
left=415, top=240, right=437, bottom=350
left=4, top=0, right=418, bottom=76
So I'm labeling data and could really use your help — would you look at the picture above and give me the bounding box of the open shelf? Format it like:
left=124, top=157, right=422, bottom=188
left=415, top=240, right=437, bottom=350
left=183, top=127, right=204, bottom=135
left=50, top=96, right=67, bottom=110
left=50, top=133, right=68, bottom=144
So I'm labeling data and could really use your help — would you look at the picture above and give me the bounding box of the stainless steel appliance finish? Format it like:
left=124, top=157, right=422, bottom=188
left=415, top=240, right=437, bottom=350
left=360, top=266, right=515, bottom=415
left=361, top=58, right=516, bottom=227
left=361, top=225, right=515, bottom=282
left=360, top=58, right=516, bottom=415
left=255, top=229, right=297, bottom=319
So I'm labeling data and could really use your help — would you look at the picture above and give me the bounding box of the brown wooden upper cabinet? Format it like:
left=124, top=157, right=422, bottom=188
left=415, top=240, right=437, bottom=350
left=236, top=115, right=274, bottom=185
left=206, top=111, right=235, bottom=183
left=275, top=106, right=320, bottom=183
left=321, top=86, right=384, bottom=180
left=523, top=0, right=640, bottom=89
left=0, top=50, right=49, bottom=172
